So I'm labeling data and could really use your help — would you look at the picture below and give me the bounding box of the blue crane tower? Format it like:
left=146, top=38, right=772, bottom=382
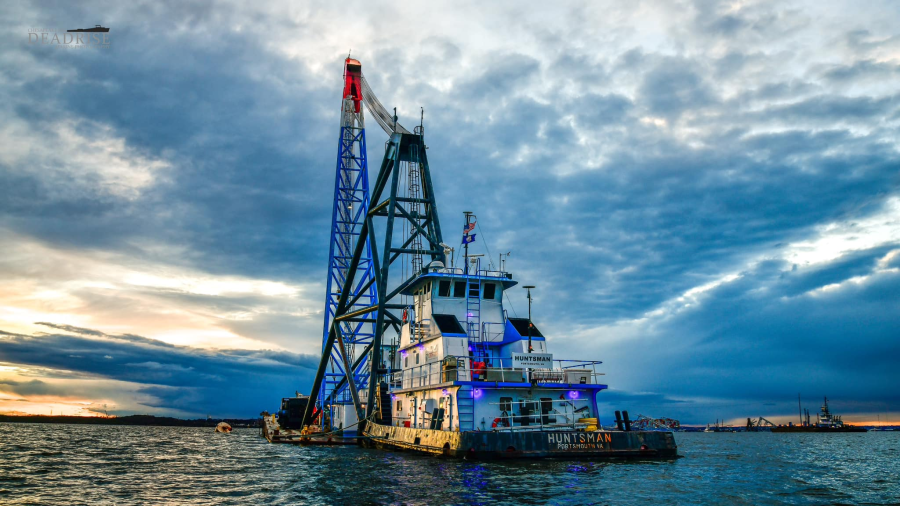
left=302, top=56, right=446, bottom=429
left=319, top=57, right=378, bottom=423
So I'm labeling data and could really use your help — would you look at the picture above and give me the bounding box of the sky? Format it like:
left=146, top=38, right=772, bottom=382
left=0, top=0, right=898, bottom=424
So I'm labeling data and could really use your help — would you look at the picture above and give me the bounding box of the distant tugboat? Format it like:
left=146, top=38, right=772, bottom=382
left=772, top=397, right=867, bottom=433
left=704, top=420, right=735, bottom=432
left=67, top=25, right=109, bottom=33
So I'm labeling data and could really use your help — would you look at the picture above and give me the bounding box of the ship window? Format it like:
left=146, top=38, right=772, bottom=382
left=405, top=355, right=408, bottom=367
left=500, top=397, right=512, bottom=413
left=396, top=400, right=402, bottom=411
left=483, top=283, right=497, bottom=300
left=416, top=352, right=420, bottom=365
left=453, top=281, right=466, bottom=298
left=438, top=280, right=451, bottom=297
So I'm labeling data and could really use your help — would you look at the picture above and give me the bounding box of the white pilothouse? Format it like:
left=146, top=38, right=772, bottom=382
left=386, top=255, right=607, bottom=434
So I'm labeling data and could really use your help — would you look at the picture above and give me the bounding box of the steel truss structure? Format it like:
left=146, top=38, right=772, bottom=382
left=304, top=129, right=445, bottom=426
left=319, top=60, right=378, bottom=422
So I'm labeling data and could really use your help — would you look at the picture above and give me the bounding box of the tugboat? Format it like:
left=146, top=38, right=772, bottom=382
left=772, top=397, right=868, bottom=433
left=360, top=218, right=678, bottom=458
left=295, top=57, right=678, bottom=460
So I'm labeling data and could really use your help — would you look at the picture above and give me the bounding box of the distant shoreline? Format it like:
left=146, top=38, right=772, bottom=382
left=0, top=414, right=259, bottom=428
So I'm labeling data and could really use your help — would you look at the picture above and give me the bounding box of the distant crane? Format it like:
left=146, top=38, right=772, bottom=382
left=746, top=417, right=777, bottom=431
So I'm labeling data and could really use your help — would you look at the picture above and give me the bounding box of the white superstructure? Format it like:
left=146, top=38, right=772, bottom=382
left=386, top=260, right=607, bottom=433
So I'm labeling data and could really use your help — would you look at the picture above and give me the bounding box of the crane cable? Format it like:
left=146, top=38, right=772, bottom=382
left=360, top=73, right=411, bottom=136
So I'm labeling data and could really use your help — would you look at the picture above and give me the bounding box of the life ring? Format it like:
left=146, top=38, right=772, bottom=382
left=491, top=417, right=510, bottom=428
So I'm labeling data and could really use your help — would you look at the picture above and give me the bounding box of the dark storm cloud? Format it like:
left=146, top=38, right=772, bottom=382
left=374, top=14, right=899, bottom=423
left=584, top=243, right=900, bottom=421
left=0, top=325, right=318, bottom=416
left=0, top=379, right=69, bottom=397
left=760, top=94, right=898, bottom=122
left=36, top=322, right=105, bottom=337
left=1, top=0, right=338, bottom=281
left=674, top=256, right=900, bottom=399
left=775, top=246, right=896, bottom=298
left=477, top=125, right=899, bottom=324
left=822, top=59, right=900, bottom=83
left=36, top=322, right=177, bottom=347
left=638, top=58, right=717, bottom=119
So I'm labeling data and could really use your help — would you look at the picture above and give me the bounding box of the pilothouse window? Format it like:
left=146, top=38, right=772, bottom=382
left=483, top=283, right=497, bottom=300
left=453, top=282, right=466, bottom=298
left=438, top=280, right=451, bottom=297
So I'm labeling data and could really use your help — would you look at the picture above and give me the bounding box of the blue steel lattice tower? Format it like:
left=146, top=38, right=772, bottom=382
left=320, top=58, right=377, bottom=420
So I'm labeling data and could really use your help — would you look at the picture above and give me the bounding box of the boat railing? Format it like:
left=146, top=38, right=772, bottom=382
left=390, top=355, right=605, bottom=390
left=410, top=318, right=436, bottom=342
left=425, top=266, right=513, bottom=279
left=486, top=399, right=590, bottom=431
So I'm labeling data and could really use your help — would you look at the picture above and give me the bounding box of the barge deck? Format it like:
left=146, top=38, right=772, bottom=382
left=261, top=414, right=356, bottom=445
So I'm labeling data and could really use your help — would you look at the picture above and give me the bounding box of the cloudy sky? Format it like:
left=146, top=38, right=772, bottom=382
left=0, top=0, right=898, bottom=423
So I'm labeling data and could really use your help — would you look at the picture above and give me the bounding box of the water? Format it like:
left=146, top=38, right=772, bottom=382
left=1, top=424, right=898, bottom=505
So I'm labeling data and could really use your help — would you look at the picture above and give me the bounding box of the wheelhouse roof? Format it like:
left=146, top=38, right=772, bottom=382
left=399, top=270, right=519, bottom=295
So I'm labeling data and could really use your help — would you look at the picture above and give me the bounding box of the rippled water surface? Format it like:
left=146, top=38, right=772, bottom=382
left=1, top=424, right=898, bottom=505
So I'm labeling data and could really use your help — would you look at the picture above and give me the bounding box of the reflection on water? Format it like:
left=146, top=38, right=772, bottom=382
left=0, top=424, right=897, bottom=505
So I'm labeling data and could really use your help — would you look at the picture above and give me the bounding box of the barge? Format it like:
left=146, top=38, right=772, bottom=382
left=261, top=396, right=357, bottom=444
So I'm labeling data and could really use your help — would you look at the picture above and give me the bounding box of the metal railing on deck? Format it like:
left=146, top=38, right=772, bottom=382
left=487, top=399, right=590, bottom=431
left=423, top=266, right=513, bottom=279
left=390, top=355, right=604, bottom=390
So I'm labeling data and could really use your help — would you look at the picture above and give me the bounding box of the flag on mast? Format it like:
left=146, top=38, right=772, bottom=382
left=462, top=234, right=476, bottom=245
left=463, top=222, right=475, bottom=234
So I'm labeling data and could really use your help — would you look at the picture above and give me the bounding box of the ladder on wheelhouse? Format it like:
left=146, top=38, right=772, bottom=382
left=466, top=257, right=488, bottom=362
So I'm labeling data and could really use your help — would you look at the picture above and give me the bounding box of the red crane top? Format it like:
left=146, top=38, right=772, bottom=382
left=343, top=58, right=362, bottom=113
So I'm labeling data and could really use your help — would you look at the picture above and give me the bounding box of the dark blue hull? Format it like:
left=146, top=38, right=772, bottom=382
left=364, top=423, right=678, bottom=459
